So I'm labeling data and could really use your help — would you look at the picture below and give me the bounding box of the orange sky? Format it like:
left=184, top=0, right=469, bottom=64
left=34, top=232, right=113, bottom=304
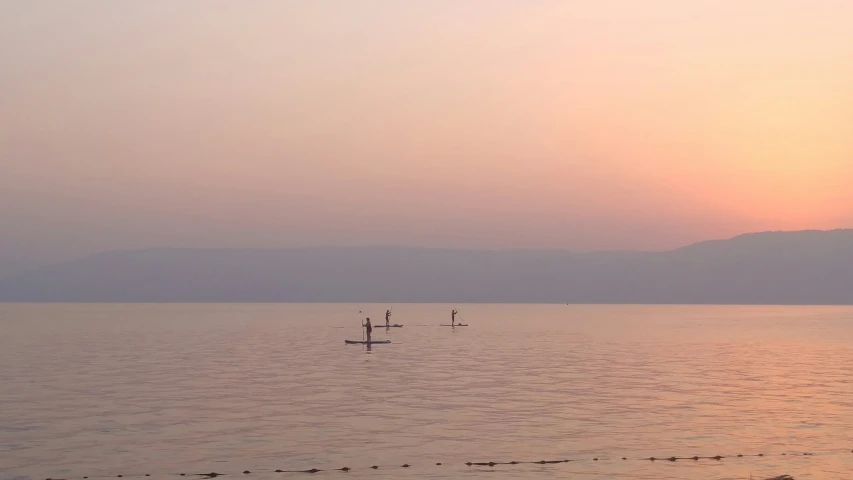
left=1, top=1, right=852, bottom=263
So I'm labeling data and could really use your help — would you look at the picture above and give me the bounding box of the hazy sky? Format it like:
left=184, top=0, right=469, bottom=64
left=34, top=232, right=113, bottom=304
left=2, top=1, right=852, bottom=264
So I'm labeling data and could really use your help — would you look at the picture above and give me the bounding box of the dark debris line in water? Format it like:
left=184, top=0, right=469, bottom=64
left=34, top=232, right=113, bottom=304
left=36, top=449, right=853, bottom=480
left=39, top=469, right=797, bottom=480
left=40, top=473, right=797, bottom=480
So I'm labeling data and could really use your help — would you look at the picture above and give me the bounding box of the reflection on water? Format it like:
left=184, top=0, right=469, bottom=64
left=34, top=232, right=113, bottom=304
left=1, top=303, right=852, bottom=480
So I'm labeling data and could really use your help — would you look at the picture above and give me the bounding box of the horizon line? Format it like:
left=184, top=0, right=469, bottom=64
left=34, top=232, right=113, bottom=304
left=90, top=227, right=853, bottom=256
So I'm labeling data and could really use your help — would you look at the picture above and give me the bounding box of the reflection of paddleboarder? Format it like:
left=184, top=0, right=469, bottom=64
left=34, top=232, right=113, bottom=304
left=363, top=318, right=372, bottom=342
left=385, top=309, right=391, bottom=327
left=451, top=309, right=458, bottom=326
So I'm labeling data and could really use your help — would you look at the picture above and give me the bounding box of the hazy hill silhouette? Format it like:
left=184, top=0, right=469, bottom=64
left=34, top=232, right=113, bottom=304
left=1, top=230, right=852, bottom=303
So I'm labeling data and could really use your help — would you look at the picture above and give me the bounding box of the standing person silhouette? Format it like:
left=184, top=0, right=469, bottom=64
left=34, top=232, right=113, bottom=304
left=385, top=309, right=391, bottom=327
left=363, top=317, right=372, bottom=342
left=451, top=309, right=458, bottom=326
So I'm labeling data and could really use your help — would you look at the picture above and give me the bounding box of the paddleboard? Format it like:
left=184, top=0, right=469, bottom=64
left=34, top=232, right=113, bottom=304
left=440, top=324, right=469, bottom=326
left=380, top=324, right=403, bottom=328
left=345, top=340, right=391, bottom=344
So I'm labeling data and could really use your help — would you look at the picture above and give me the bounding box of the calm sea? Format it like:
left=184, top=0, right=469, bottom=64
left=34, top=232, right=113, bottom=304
left=2, top=303, right=852, bottom=480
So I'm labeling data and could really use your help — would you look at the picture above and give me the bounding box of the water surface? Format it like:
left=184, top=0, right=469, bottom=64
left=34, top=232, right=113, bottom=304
left=2, top=303, right=852, bottom=480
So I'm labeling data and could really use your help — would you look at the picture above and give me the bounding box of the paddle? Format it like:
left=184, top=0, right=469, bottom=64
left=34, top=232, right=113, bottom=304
left=453, top=305, right=467, bottom=325
left=359, top=310, right=364, bottom=341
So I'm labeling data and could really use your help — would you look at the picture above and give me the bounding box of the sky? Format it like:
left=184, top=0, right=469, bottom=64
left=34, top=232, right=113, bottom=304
left=2, top=1, right=852, bottom=266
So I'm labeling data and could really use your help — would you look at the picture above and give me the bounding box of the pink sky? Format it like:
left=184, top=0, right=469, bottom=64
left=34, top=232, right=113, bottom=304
left=2, top=1, right=852, bottom=263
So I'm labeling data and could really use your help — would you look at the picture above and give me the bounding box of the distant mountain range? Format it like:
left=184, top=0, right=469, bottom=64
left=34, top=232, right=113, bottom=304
left=1, top=229, right=852, bottom=303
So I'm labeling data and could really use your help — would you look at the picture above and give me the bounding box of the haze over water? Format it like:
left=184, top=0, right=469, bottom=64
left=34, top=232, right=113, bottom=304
left=2, top=303, right=853, bottom=480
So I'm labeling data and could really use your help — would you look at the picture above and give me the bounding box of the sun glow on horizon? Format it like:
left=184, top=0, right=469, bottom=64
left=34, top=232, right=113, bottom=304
left=1, top=0, right=851, bottom=262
